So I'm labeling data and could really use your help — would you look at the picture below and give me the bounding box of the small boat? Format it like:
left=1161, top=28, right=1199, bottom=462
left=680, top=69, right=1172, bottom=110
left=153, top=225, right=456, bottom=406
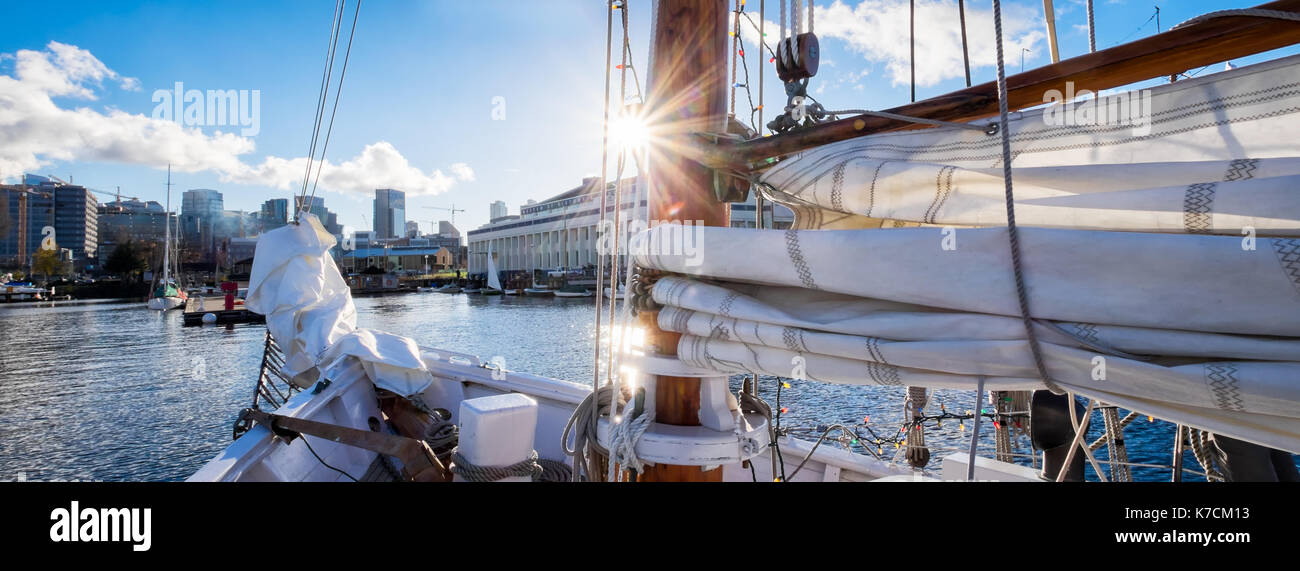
left=603, top=285, right=626, bottom=300
left=147, top=281, right=187, bottom=310
left=147, top=166, right=187, bottom=311
left=482, top=244, right=504, bottom=295
left=435, top=284, right=462, bottom=293
left=554, top=285, right=593, bottom=298
left=462, top=287, right=482, bottom=294
left=503, top=288, right=522, bottom=296
left=523, top=285, right=553, bottom=296
left=417, top=286, right=437, bottom=292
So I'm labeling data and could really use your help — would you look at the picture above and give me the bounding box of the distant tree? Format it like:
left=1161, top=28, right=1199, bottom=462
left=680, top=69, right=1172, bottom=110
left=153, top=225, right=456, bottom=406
left=104, top=240, right=147, bottom=282
left=32, top=247, right=62, bottom=285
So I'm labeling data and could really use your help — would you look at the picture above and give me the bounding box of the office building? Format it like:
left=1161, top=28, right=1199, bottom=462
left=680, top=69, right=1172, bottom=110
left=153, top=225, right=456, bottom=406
left=373, top=188, right=406, bottom=239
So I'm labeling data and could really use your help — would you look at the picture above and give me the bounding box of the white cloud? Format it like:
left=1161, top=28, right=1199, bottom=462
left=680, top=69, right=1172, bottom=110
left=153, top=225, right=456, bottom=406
left=0, top=41, right=467, bottom=197
left=741, top=1, right=1045, bottom=88
left=450, top=162, right=474, bottom=182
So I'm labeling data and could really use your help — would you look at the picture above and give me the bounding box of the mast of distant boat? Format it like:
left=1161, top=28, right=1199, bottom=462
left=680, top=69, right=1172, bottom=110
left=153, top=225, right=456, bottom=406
left=162, top=164, right=173, bottom=293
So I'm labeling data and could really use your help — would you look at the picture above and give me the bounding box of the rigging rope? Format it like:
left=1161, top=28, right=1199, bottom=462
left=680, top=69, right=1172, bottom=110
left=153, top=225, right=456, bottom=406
left=958, top=0, right=971, bottom=87
left=990, top=0, right=1059, bottom=396
left=1086, top=0, right=1096, bottom=53
left=308, top=0, right=362, bottom=206
left=297, top=0, right=345, bottom=220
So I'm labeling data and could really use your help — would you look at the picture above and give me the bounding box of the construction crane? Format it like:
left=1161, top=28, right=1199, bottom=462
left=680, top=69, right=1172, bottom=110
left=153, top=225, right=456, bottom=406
left=422, top=204, right=465, bottom=233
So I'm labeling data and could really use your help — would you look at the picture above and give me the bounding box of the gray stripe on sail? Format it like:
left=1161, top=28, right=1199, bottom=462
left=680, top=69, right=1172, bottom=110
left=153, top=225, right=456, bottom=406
left=866, top=361, right=902, bottom=386
left=784, top=229, right=819, bottom=290
left=1272, top=238, right=1300, bottom=294
left=830, top=160, right=847, bottom=212
left=1204, top=363, right=1245, bottom=412
left=1223, top=158, right=1259, bottom=181
left=1183, top=182, right=1215, bottom=234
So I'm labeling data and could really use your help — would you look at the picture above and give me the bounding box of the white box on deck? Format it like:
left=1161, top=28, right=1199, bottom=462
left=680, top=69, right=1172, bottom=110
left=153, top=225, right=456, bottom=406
left=457, top=393, right=538, bottom=482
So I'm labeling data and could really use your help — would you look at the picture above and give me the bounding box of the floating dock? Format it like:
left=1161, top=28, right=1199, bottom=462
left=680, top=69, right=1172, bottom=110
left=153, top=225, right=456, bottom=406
left=182, top=296, right=266, bottom=326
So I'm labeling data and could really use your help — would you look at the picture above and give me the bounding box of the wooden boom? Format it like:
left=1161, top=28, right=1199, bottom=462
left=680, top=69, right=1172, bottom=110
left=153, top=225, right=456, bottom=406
left=710, top=0, right=1300, bottom=166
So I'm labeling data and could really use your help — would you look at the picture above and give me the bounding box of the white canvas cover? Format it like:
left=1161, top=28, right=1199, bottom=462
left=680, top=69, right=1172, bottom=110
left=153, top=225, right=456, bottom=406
left=630, top=56, right=1300, bottom=453
left=245, top=213, right=433, bottom=397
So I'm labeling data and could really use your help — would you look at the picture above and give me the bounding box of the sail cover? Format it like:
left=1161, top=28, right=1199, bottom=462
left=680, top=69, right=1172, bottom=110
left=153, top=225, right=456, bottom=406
left=632, top=55, right=1300, bottom=453
left=245, top=213, right=434, bottom=397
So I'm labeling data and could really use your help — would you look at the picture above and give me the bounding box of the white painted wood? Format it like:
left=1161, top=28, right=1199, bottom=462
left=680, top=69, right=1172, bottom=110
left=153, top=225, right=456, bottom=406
left=940, top=453, right=1043, bottom=482
left=821, top=465, right=842, bottom=482
left=456, top=393, right=539, bottom=482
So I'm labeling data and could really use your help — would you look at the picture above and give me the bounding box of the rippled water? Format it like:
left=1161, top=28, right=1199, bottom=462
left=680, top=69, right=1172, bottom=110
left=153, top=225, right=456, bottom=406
left=0, top=293, right=1243, bottom=481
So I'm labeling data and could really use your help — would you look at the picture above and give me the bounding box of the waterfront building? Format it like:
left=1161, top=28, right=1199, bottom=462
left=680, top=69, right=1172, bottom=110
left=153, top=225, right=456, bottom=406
left=339, top=244, right=461, bottom=275
left=465, top=177, right=792, bottom=277
left=96, top=198, right=173, bottom=262
left=373, top=188, right=406, bottom=239
left=0, top=177, right=98, bottom=269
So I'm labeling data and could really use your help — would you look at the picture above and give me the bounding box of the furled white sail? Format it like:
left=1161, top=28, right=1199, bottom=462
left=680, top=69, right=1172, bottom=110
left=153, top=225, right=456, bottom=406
left=630, top=55, right=1300, bottom=454
left=245, top=213, right=433, bottom=397
left=759, top=54, right=1300, bottom=234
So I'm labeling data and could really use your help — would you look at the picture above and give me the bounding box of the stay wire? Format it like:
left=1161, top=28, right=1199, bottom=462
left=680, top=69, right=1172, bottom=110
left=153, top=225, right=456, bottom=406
left=309, top=0, right=362, bottom=205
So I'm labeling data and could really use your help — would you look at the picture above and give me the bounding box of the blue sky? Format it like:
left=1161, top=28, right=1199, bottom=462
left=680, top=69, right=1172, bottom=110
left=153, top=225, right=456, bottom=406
left=2, top=0, right=1293, bottom=233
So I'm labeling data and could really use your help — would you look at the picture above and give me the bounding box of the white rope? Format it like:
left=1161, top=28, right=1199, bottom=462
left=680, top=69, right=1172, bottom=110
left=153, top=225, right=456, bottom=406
left=806, top=0, right=813, bottom=34
left=606, top=399, right=655, bottom=481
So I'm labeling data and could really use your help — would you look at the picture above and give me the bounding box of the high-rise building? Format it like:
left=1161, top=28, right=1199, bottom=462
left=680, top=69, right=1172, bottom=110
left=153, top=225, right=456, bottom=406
left=0, top=177, right=97, bottom=268
left=489, top=200, right=507, bottom=222
left=373, top=188, right=406, bottom=239
left=259, top=198, right=289, bottom=232
left=405, top=220, right=420, bottom=238
left=180, top=189, right=224, bottom=260
left=294, top=195, right=343, bottom=235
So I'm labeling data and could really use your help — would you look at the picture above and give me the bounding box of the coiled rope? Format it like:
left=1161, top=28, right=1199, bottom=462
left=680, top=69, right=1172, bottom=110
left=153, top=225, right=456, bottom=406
left=562, top=383, right=625, bottom=481
left=450, top=448, right=544, bottom=482
left=606, top=399, right=655, bottom=481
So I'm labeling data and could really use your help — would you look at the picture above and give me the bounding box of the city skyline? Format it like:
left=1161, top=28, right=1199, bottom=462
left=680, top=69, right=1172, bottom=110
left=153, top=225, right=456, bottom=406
left=3, top=1, right=1286, bottom=234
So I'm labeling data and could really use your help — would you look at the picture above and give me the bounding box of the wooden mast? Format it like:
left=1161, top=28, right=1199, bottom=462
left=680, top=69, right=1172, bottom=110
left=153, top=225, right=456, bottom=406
left=712, top=0, right=1300, bottom=165
left=637, top=0, right=729, bottom=482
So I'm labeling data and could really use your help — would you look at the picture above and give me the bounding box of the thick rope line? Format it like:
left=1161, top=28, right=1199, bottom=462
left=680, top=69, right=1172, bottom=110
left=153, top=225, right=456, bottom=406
left=991, top=0, right=1061, bottom=396
left=450, top=448, right=543, bottom=482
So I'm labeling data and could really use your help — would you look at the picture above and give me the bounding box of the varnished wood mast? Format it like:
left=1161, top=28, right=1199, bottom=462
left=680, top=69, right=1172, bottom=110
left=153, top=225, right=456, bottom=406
left=638, top=0, right=730, bottom=482
left=708, top=0, right=1300, bottom=166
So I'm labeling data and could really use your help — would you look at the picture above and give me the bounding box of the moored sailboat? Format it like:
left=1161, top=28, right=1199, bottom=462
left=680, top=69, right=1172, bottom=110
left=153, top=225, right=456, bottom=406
left=147, top=165, right=186, bottom=311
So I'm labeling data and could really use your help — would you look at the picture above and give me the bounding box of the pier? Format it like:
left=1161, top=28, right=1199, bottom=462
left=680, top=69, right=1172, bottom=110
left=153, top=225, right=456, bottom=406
left=182, top=295, right=265, bottom=326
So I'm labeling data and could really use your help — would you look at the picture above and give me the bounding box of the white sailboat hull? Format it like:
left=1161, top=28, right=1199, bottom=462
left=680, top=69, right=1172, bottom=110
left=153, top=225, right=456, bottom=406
left=147, top=296, right=185, bottom=310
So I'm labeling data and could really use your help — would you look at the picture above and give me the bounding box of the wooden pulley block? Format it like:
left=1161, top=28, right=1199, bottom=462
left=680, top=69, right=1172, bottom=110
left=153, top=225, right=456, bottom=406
left=775, top=32, right=820, bottom=82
